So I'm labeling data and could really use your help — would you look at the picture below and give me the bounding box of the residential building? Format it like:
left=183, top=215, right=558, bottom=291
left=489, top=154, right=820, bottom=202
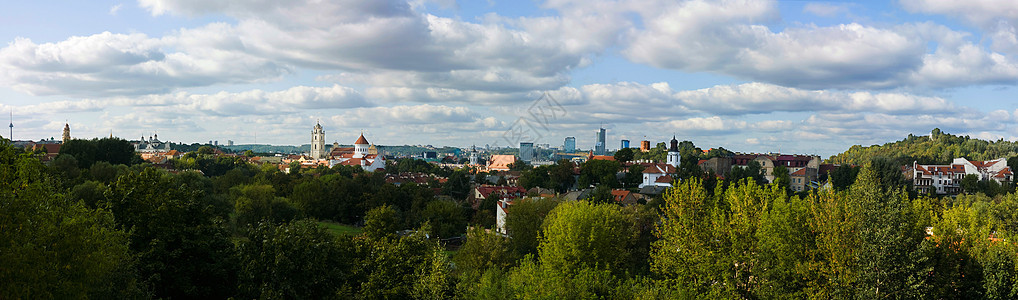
left=910, top=158, right=1013, bottom=194
left=611, top=189, right=637, bottom=206
left=699, top=157, right=732, bottom=177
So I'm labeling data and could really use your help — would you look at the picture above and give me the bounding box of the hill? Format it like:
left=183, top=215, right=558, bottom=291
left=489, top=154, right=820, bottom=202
left=827, top=128, right=1018, bottom=165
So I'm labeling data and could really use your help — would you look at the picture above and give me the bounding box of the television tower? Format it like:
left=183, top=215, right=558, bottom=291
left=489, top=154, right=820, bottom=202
left=8, top=110, right=12, bottom=140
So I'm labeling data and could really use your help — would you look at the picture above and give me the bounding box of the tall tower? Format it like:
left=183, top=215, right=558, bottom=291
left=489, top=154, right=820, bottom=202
left=519, top=142, right=534, bottom=163
left=595, top=127, right=606, bottom=155
left=8, top=110, right=12, bottom=140
left=62, top=123, right=70, bottom=143
left=667, top=136, right=681, bottom=168
left=469, top=145, right=478, bottom=165
left=310, top=121, right=325, bottom=159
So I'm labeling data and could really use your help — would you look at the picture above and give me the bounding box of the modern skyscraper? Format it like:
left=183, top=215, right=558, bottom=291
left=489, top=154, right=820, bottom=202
left=310, top=121, right=326, bottom=159
left=620, top=139, right=630, bottom=150
left=520, top=142, right=534, bottom=163
left=564, top=136, right=576, bottom=153
left=595, top=127, right=606, bottom=156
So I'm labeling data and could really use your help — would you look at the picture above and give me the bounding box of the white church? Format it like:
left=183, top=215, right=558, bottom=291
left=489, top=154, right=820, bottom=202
left=639, top=136, right=681, bottom=188
left=309, top=121, right=386, bottom=172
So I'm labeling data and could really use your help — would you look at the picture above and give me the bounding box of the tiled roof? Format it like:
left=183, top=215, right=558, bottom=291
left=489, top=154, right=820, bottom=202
left=643, top=164, right=676, bottom=174
left=354, top=134, right=369, bottom=145
left=790, top=168, right=808, bottom=176
left=655, top=175, right=673, bottom=183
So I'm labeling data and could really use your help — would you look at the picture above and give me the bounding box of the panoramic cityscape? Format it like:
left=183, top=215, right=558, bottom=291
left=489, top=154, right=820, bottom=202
left=6, top=0, right=1018, bottom=299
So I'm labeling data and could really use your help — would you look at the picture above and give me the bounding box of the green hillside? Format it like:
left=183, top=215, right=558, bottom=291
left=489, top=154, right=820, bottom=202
left=827, top=128, right=1018, bottom=165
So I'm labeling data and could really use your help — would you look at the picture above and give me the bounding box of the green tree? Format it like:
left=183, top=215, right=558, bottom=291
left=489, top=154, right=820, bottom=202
left=614, top=148, right=635, bottom=163
left=364, top=205, right=401, bottom=239
left=103, top=168, right=239, bottom=299
left=829, top=164, right=860, bottom=191
left=578, top=159, right=621, bottom=188
left=505, top=198, right=560, bottom=257
left=540, top=201, right=633, bottom=277
left=238, top=220, right=358, bottom=299
left=0, top=142, right=145, bottom=299
left=421, top=199, right=467, bottom=238
left=772, top=164, right=791, bottom=191
left=961, top=174, right=980, bottom=194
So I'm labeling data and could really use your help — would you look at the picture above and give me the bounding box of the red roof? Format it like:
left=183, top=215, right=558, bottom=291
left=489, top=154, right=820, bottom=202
left=611, top=189, right=632, bottom=202
left=354, top=134, right=369, bottom=145
left=590, top=155, right=615, bottom=161
left=475, top=186, right=527, bottom=199
left=643, top=164, right=676, bottom=174
left=790, top=168, right=807, bottom=176
left=655, top=175, right=673, bottom=183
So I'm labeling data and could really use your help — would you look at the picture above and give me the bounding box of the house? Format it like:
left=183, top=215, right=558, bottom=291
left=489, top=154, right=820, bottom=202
left=611, top=189, right=637, bottom=206
left=909, top=158, right=1013, bottom=194
left=639, top=163, right=676, bottom=188
left=699, top=157, right=732, bottom=177
left=471, top=185, right=527, bottom=209
left=32, top=143, right=61, bottom=162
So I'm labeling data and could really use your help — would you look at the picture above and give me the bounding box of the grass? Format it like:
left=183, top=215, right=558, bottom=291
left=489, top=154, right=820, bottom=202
left=318, top=221, right=363, bottom=236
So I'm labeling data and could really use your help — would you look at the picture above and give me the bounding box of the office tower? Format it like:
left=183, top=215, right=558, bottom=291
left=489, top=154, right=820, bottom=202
left=520, top=142, right=534, bottom=163
left=564, top=136, right=576, bottom=153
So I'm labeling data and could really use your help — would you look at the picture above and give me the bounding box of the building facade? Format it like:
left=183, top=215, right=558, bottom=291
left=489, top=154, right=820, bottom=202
left=310, top=122, right=326, bottom=159
left=910, top=158, right=1013, bottom=194
left=620, top=139, right=630, bottom=150
left=519, top=142, right=534, bottom=163
left=595, top=127, right=606, bottom=156
left=564, top=137, right=576, bottom=153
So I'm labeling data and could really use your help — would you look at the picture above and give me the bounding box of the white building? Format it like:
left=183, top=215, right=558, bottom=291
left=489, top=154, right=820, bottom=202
left=329, top=133, right=386, bottom=172
left=134, top=134, right=171, bottom=153
left=310, top=122, right=326, bottom=159
left=911, top=158, right=1013, bottom=194
left=639, top=163, right=676, bottom=188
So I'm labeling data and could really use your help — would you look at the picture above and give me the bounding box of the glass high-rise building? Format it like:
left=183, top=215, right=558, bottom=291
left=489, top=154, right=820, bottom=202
left=595, top=127, right=606, bottom=155
left=564, top=137, right=576, bottom=153
left=520, top=142, right=534, bottom=163
left=620, top=139, right=630, bottom=150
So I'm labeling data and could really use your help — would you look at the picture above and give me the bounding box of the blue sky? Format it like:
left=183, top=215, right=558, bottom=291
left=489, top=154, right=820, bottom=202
left=3, top=0, right=1018, bottom=157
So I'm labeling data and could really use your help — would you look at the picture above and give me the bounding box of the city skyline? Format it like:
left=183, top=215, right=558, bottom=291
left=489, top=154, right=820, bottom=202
left=4, top=1, right=1018, bottom=157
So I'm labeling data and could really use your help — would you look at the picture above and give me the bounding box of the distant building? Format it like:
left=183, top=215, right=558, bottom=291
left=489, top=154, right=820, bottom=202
left=595, top=127, right=606, bottom=155
left=640, top=140, right=650, bottom=152
left=328, top=133, right=386, bottom=172
left=135, top=134, right=171, bottom=153
left=310, top=122, right=326, bottom=159
left=469, top=145, right=479, bottom=165
left=519, top=142, right=534, bottom=163
left=61, top=123, right=70, bottom=143
left=611, top=189, right=638, bottom=206
left=620, top=139, right=630, bottom=150
left=227, top=140, right=234, bottom=146
left=564, top=137, right=576, bottom=153
left=909, top=158, right=1013, bottom=194
left=666, top=136, right=680, bottom=168
left=640, top=163, right=676, bottom=188
left=487, top=155, right=517, bottom=171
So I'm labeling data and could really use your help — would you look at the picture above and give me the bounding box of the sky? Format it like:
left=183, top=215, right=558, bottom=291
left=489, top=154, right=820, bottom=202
left=3, top=0, right=1018, bottom=157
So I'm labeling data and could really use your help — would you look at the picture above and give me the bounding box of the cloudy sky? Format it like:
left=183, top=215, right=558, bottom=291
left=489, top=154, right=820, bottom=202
left=3, top=0, right=1018, bottom=156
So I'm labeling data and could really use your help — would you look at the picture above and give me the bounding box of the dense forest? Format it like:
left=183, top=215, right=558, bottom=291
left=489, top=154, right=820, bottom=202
left=5, top=137, right=1018, bottom=299
left=828, top=128, right=1018, bottom=166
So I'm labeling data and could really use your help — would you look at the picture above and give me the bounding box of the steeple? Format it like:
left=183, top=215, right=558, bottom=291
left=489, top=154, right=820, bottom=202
left=62, top=123, right=70, bottom=143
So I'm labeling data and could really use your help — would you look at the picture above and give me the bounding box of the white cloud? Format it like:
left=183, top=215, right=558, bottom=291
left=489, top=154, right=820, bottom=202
left=0, top=30, right=289, bottom=96
left=109, top=4, right=123, bottom=15
left=900, top=0, right=1018, bottom=28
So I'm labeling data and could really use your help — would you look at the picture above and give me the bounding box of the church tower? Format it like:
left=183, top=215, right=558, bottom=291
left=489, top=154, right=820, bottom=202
left=311, top=122, right=325, bottom=159
left=469, top=145, right=478, bottom=165
left=62, top=123, right=70, bottom=143
left=667, top=136, right=681, bottom=168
